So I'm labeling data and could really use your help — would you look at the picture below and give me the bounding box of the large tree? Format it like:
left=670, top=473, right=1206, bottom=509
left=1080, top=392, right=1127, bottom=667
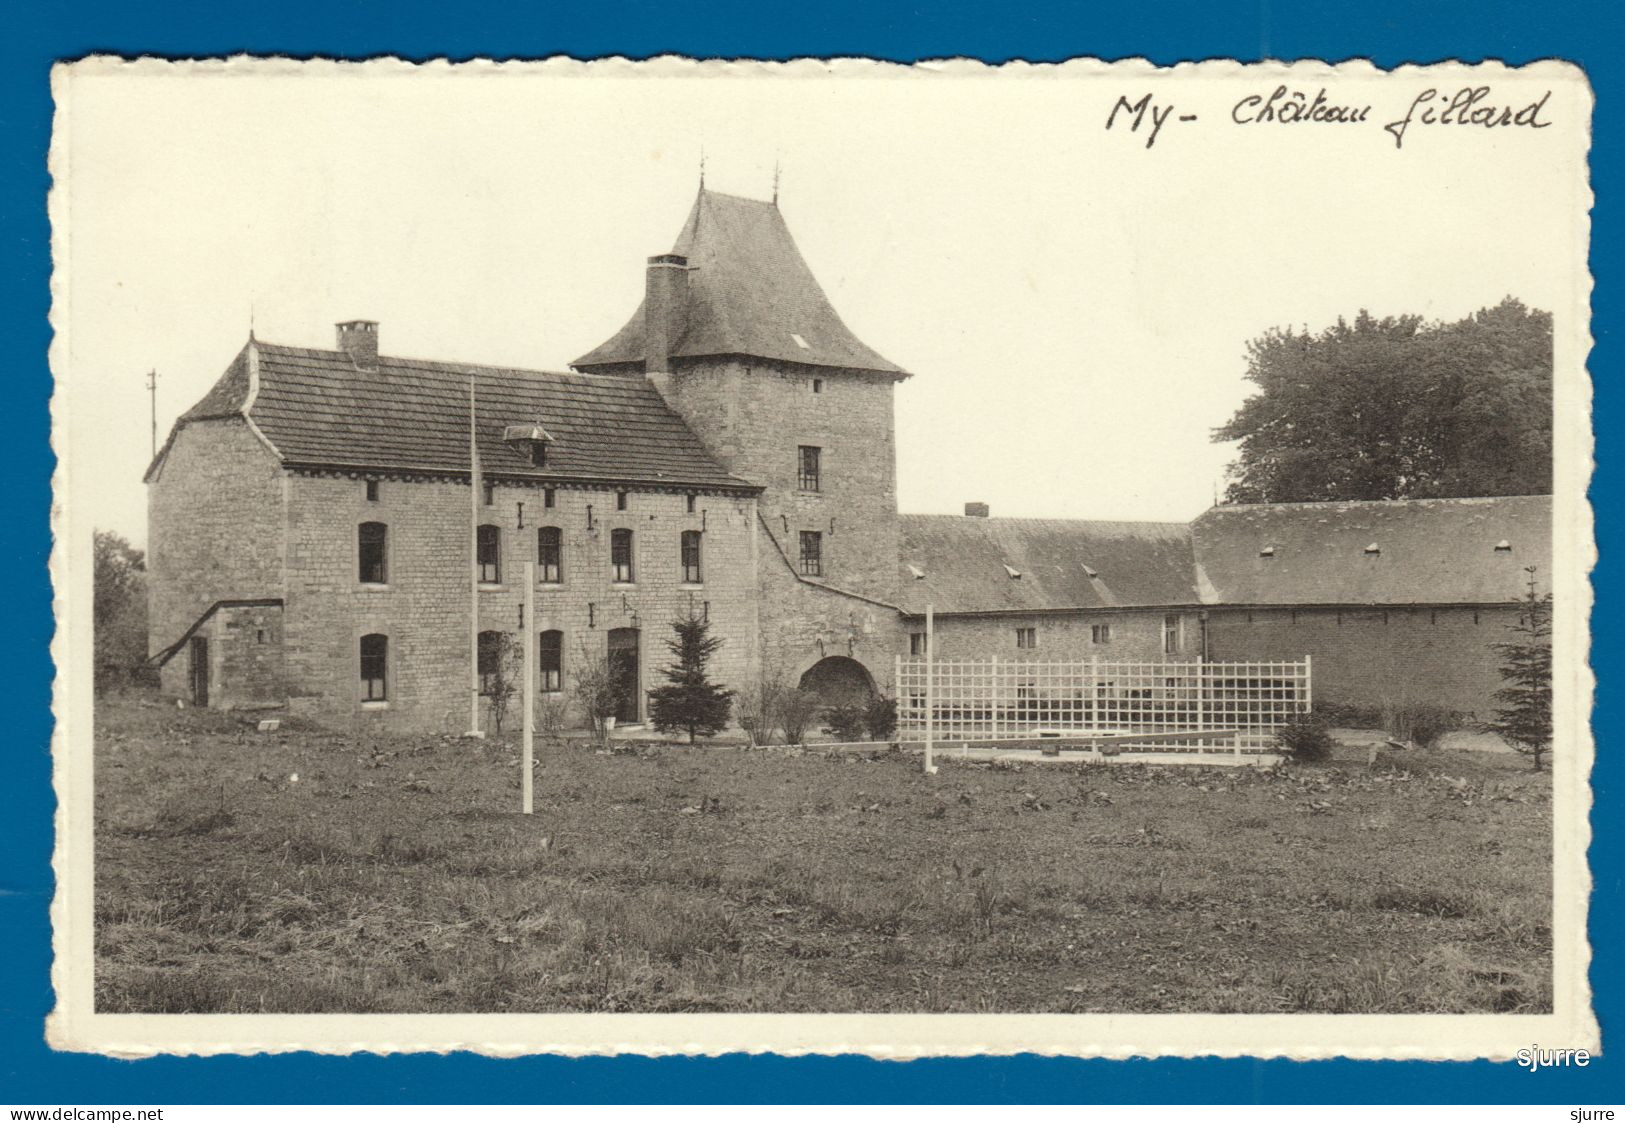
left=1215, top=297, right=1552, bottom=503
left=93, top=529, right=148, bottom=693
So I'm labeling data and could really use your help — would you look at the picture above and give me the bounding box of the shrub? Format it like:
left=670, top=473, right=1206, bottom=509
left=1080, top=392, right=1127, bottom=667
left=1383, top=698, right=1463, bottom=749
left=824, top=703, right=868, bottom=742
left=863, top=694, right=899, bottom=741
left=571, top=642, right=623, bottom=745
left=1481, top=567, right=1554, bottom=770
left=1275, top=709, right=1335, bottom=762
left=1314, top=699, right=1384, bottom=730
left=647, top=611, right=734, bottom=743
left=778, top=689, right=822, bottom=745
left=736, top=663, right=788, bottom=747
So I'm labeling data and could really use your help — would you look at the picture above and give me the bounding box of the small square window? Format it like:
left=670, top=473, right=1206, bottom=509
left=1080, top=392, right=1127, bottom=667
left=365, top=479, right=379, bottom=502
left=1015, top=627, right=1037, bottom=649
left=1091, top=623, right=1112, bottom=644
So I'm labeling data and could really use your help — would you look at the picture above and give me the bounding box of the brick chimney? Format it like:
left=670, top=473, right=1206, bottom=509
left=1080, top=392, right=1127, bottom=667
left=643, top=254, right=690, bottom=374
left=336, top=320, right=379, bottom=370
left=965, top=502, right=990, bottom=518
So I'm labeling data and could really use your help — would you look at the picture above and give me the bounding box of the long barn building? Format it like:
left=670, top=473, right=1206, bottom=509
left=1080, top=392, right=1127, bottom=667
left=145, top=186, right=1551, bottom=730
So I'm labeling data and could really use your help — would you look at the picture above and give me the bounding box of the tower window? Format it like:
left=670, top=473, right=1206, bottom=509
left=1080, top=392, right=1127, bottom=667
left=360, top=633, right=387, bottom=702
left=681, top=530, right=703, bottom=584
left=798, top=530, right=822, bottom=576
left=539, top=630, right=563, bottom=693
left=611, top=528, right=635, bottom=583
left=358, top=521, right=387, bottom=585
left=477, top=524, right=501, bottom=584
left=798, top=446, right=821, bottom=492
left=537, top=526, right=563, bottom=583
left=365, top=479, right=380, bottom=502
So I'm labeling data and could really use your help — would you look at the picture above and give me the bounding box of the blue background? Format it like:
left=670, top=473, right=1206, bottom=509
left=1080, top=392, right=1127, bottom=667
left=2, top=0, right=1618, bottom=1105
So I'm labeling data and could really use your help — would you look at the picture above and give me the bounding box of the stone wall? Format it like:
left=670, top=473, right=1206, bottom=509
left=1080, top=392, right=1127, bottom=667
left=147, top=419, right=286, bottom=698
left=281, top=473, right=760, bottom=732
left=1206, top=604, right=1519, bottom=716
left=916, top=609, right=1201, bottom=664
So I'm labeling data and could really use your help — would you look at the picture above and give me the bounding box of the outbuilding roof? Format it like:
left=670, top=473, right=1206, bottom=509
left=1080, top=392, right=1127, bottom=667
left=572, top=188, right=907, bottom=376
left=898, top=515, right=1200, bottom=616
left=152, top=338, right=758, bottom=492
left=1191, top=495, right=1552, bottom=605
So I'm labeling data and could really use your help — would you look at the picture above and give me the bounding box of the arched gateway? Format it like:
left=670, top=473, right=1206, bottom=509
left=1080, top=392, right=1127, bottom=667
left=798, top=656, right=877, bottom=708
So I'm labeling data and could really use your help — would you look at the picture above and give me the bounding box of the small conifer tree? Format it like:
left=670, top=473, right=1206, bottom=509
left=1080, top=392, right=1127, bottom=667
left=1482, top=567, right=1554, bottom=771
left=648, top=610, right=734, bottom=743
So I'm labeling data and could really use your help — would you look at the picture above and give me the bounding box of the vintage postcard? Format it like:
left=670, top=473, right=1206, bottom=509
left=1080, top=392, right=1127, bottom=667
left=47, top=56, right=1595, bottom=1059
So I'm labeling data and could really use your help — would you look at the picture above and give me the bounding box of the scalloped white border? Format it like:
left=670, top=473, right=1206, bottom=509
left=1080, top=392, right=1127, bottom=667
left=44, top=53, right=1597, bottom=1060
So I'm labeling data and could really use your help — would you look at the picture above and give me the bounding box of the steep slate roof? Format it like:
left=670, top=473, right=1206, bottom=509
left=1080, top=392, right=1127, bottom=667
left=1191, top=495, right=1552, bottom=606
left=152, top=339, right=757, bottom=492
left=898, top=515, right=1200, bottom=616
left=572, top=189, right=907, bottom=376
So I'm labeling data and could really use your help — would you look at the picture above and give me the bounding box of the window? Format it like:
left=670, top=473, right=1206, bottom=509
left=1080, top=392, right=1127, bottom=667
left=681, top=530, right=703, bottom=583
left=477, top=630, right=502, bottom=695
left=531, top=443, right=547, bottom=467
left=798, top=445, right=821, bottom=491
left=539, top=630, right=563, bottom=693
left=611, top=528, right=634, bottom=583
left=477, top=524, right=501, bottom=584
left=1163, top=614, right=1181, bottom=655
left=616, top=491, right=628, bottom=511
left=909, top=632, right=926, bottom=656
left=537, top=526, right=563, bottom=583
left=365, top=479, right=380, bottom=502
left=686, top=494, right=697, bottom=514
left=544, top=488, right=556, bottom=509
left=1091, top=623, right=1112, bottom=644
left=360, top=633, right=387, bottom=702
left=798, top=530, right=822, bottom=576
left=358, top=521, right=387, bottom=584
left=812, top=378, right=824, bottom=394
left=483, top=481, right=495, bottom=506
left=1015, top=626, right=1037, bottom=649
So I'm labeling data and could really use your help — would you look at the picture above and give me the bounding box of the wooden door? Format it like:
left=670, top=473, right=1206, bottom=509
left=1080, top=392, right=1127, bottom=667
left=189, top=636, right=209, bottom=706
left=607, top=627, right=640, bottom=724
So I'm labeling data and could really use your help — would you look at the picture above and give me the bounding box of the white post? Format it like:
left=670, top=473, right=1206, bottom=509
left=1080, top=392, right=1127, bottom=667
left=522, top=561, right=536, bottom=815
left=894, top=653, right=902, bottom=739
left=924, top=603, right=936, bottom=774
left=1090, top=654, right=1100, bottom=733
left=1304, top=653, right=1313, bottom=712
left=467, top=376, right=483, bottom=738
left=1195, top=655, right=1206, bottom=732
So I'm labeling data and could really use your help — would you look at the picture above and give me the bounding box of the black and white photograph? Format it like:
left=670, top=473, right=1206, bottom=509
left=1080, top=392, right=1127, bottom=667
left=48, top=57, right=1593, bottom=1058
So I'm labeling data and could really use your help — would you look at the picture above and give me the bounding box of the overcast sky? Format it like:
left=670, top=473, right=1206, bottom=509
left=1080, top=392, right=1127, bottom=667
left=54, top=61, right=1587, bottom=548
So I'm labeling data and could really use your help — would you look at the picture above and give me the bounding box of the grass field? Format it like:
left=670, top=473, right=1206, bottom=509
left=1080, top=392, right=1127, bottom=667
left=94, top=691, right=1553, bottom=1014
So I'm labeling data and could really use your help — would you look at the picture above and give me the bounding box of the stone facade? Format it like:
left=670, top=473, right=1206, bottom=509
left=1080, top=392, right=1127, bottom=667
left=916, top=609, right=1202, bottom=665
left=276, top=473, right=759, bottom=733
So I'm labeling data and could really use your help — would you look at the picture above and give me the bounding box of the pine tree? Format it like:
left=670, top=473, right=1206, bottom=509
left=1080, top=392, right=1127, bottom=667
left=1482, top=567, right=1554, bottom=771
left=648, top=610, right=734, bottom=743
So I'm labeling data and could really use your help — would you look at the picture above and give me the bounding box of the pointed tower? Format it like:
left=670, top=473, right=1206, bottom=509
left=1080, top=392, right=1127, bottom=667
left=574, top=188, right=908, bottom=673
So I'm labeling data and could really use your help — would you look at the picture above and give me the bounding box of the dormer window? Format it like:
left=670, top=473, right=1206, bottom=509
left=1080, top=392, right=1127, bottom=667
left=1364, top=543, right=1381, bottom=556
left=502, top=423, right=556, bottom=471
left=1494, top=540, right=1512, bottom=553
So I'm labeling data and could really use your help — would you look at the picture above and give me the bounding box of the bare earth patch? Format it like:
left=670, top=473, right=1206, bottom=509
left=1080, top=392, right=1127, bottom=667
left=94, top=692, right=1552, bottom=1014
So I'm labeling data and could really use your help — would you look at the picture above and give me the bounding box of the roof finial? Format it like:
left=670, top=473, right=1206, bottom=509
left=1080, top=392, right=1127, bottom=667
left=248, top=299, right=256, bottom=342
left=772, top=157, right=781, bottom=206
left=699, top=145, right=706, bottom=190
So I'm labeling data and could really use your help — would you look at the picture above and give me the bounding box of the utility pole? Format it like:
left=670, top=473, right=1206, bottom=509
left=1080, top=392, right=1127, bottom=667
left=146, top=369, right=158, bottom=458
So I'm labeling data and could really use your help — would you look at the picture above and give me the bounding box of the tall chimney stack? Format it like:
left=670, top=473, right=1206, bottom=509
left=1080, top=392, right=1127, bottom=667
left=336, top=320, right=379, bottom=370
left=965, top=502, right=990, bottom=518
left=643, top=254, right=690, bottom=374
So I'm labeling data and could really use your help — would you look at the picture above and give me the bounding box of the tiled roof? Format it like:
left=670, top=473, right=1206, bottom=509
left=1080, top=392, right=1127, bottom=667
left=898, top=515, right=1199, bottom=615
left=572, top=189, right=907, bottom=376
left=157, top=339, right=757, bottom=492
left=1191, top=495, right=1552, bottom=605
